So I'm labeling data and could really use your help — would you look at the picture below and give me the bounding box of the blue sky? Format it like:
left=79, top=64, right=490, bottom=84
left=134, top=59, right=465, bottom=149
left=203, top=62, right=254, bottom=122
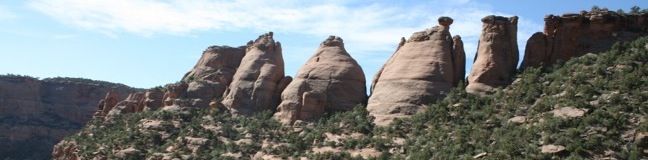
left=0, top=0, right=645, bottom=89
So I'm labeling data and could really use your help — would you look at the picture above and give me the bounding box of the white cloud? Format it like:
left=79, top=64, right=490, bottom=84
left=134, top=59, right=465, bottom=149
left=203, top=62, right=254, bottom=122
left=28, top=0, right=542, bottom=80
left=28, top=0, right=538, bottom=46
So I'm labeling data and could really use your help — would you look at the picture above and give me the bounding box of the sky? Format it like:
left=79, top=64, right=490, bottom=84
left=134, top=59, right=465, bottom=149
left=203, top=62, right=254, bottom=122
left=0, top=0, right=645, bottom=89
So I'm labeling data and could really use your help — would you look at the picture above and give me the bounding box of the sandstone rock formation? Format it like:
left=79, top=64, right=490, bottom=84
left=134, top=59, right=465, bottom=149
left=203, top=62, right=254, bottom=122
left=466, top=15, right=519, bottom=95
left=222, top=32, right=290, bottom=115
left=105, top=92, right=146, bottom=120
left=368, top=17, right=465, bottom=126
left=51, top=140, right=79, bottom=160
left=143, top=89, right=164, bottom=111
left=182, top=46, right=246, bottom=83
left=93, top=42, right=251, bottom=120
left=273, top=36, right=366, bottom=124
left=162, top=82, right=188, bottom=108
left=0, top=75, right=136, bottom=160
left=452, top=35, right=466, bottom=85
left=94, top=90, right=120, bottom=118
left=521, top=10, right=648, bottom=69
left=182, top=46, right=246, bottom=107
left=93, top=88, right=165, bottom=121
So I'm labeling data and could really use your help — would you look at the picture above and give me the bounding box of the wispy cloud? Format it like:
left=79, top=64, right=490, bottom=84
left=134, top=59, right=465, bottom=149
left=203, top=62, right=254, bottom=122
left=28, top=0, right=540, bottom=50
left=0, top=5, right=16, bottom=20
left=28, top=0, right=542, bottom=80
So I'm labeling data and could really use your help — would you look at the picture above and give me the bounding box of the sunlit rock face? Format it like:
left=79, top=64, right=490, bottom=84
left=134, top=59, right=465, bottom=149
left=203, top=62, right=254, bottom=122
left=466, top=15, right=519, bottom=96
left=521, top=10, right=648, bottom=69
left=368, top=17, right=465, bottom=126
left=222, top=32, right=291, bottom=115
left=273, top=36, right=366, bottom=125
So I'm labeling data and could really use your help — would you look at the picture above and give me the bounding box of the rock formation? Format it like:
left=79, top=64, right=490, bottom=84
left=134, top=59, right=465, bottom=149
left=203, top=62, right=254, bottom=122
left=466, top=15, right=519, bottom=95
left=367, top=17, right=465, bottom=126
left=143, top=89, right=164, bottom=111
left=92, top=41, right=251, bottom=120
left=94, top=90, right=120, bottom=118
left=452, top=35, right=466, bottom=85
left=273, top=36, right=367, bottom=124
left=521, top=10, right=648, bottom=69
left=182, top=46, right=246, bottom=107
left=92, top=88, right=165, bottom=120
left=221, top=32, right=291, bottom=115
left=162, top=82, right=188, bottom=108
left=0, top=75, right=136, bottom=160
left=182, top=46, right=246, bottom=83
left=105, top=92, right=146, bottom=120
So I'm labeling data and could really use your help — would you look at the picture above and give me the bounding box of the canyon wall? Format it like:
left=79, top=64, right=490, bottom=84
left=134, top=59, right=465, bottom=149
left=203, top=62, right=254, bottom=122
left=0, top=76, right=136, bottom=160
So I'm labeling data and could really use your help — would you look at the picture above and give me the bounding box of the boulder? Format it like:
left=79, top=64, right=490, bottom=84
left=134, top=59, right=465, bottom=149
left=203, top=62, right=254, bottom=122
left=540, top=144, right=566, bottom=154
left=273, top=36, right=366, bottom=124
left=466, top=15, right=519, bottom=95
left=521, top=10, right=648, bottom=69
left=115, top=147, right=142, bottom=159
left=368, top=17, right=464, bottom=126
left=222, top=32, right=289, bottom=115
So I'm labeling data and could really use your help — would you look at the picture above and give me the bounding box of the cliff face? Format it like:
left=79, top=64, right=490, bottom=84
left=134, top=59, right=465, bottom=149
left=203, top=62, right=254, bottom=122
left=521, top=10, right=648, bottom=69
left=0, top=76, right=136, bottom=160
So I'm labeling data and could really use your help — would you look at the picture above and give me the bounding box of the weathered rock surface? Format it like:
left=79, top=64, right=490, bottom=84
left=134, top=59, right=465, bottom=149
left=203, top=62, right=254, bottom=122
left=540, top=144, right=566, bottom=154
left=183, top=46, right=246, bottom=83
left=368, top=17, right=465, bottom=125
left=89, top=41, right=252, bottom=123
left=143, top=89, right=164, bottom=111
left=452, top=35, right=466, bottom=85
left=273, top=36, right=366, bottom=124
left=0, top=75, right=136, bottom=160
left=105, top=92, right=146, bottom=120
left=162, top=82, right=188, bottom=107
left=551, top=107, right=586, bottom=118
left=51, top=140, right=79, bottom=160
left=521, top=10, right=648, bottom=69
left=182, top=45, right=246, bottom=107
left=466, top=15, right=519, bottom=95
left=222, top=32, right=290, bottom=115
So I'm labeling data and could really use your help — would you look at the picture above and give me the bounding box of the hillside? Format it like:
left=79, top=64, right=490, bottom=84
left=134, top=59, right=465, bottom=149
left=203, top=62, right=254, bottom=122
left=54, top=36, right=647, bottom=159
